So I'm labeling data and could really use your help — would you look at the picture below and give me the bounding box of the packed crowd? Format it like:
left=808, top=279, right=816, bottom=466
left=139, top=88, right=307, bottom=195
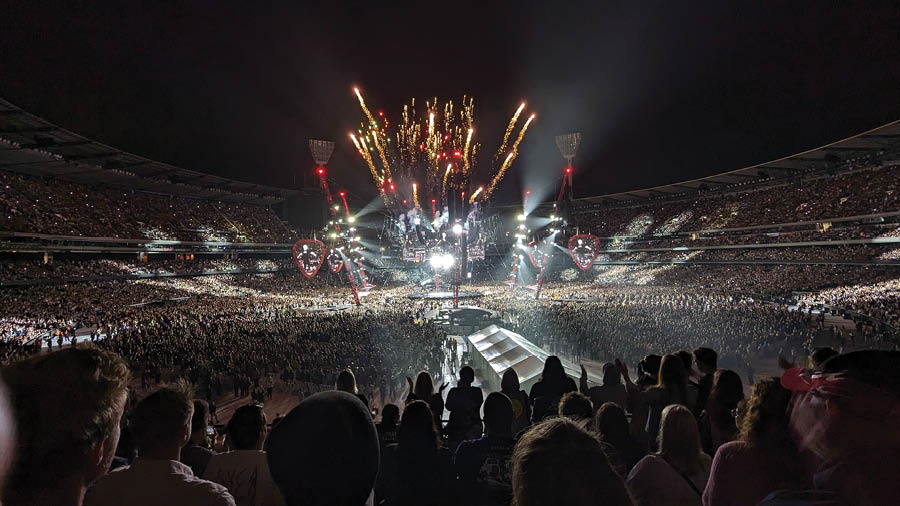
left=806, top=278, right=900, bottom=329
left=481, top=287, right=823, bottom=373
left=0, top=170, right=294, bottom=242
left=605, top=221, right=900, bottom=250
left=94, top=297, right=446, bottom=404
left=2, top=335, right=898, bottom=506
left=0, top=256, right=292, bottom=282
left=601, top=244, right=900, bottom=263
left=568, top=163, right=900, bottom=238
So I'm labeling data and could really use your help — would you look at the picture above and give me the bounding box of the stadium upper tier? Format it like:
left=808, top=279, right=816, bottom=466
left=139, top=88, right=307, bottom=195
left=568, top=162, right=900, bottom=238
left=0, top=169, right=297, bottom=243
left=0, top=97, right=319, bottom=244
left=0, top=97, right=304, bottom=204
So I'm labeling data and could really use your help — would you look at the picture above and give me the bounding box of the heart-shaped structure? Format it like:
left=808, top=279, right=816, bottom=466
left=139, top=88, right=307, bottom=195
left=292, top=239, right=326, bottom=278
left=567, top=234, right=601, bottom=270
left=326, top=247, right=344, bottom=274
left=527, top=240, right=554, bottom=269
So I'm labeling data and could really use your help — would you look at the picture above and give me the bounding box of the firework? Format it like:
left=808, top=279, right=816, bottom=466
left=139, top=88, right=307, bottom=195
left=484, top=113, right=535, bottom=198
left=349, top=87, right=534, bottom=211
left=468, top=186, right=484, bottom=203
left=496, top=102, right=526, bottom=161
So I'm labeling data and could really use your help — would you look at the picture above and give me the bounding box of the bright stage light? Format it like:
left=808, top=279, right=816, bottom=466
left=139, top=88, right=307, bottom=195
left=517, top=214, right=526, bottom=221
left=348, top=216, right=356, bottom=223
left=429, top=253, right=455, bottom=270
left=452, top=224, right=463, bottom=235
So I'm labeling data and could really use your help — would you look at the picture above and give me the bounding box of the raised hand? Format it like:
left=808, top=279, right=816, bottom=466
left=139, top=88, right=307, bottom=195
left=615, top=359, right=631, bottom=381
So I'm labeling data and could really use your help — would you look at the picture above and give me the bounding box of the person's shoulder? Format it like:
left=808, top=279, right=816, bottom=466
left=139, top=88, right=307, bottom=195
left=184, top=475, right=236, bottom=505
left=84, top=465, right=133, bottom=500
left=628, top=454, right=665, bottom=477
left=714, top=440, right=751, bottom=459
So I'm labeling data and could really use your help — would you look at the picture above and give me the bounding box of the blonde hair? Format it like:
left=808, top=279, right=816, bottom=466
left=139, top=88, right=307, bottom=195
left=2, top=347, right=130, bottom=503
left=657, top=404, right=704, bottom=475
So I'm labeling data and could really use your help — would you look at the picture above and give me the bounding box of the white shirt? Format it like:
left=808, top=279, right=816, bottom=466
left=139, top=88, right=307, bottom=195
left=85, top=458, right=235, bottom=506
left=203, top=450, right=285, bottom=506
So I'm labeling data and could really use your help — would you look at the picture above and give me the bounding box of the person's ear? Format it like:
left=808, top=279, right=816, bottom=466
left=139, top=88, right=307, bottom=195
left=84, top=435, right=113, bottom=483
left=88, top=439, right=106, bottom=468
left=181, top=422, right=192, bottom=445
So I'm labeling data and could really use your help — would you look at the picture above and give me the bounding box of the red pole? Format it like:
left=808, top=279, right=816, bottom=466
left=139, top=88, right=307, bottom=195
left=317, top=167, right=361, bottom=305
left=435, top=273, right=440, bottom=292
left=339, top=192, right=350, bottom=218
left=535, top=266, right=547, bottom=300
left=317, top=167, right=333, bottom=205
left=556, top=173, right=568, bottom=203
left=345, top=263, right=361, bottom=306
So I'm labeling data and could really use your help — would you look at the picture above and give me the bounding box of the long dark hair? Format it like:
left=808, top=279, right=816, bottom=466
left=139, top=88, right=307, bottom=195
left=501, top=368, right=521, bottom=394
left=656, top=355, right=687, bottom=406
left=541, top=356, right=567, bottom=384
left=397, top=400, right=440, bottom=455
left=706, top=369, right=745, bottom=428
left=413, top=371, right=434, bottom=401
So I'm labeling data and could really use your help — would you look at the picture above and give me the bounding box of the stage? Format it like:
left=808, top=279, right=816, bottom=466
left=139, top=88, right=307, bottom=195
left=405, top=290, right=485, bottom=300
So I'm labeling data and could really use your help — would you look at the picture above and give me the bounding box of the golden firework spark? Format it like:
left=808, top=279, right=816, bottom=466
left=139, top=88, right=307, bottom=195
left=463, top=127, right=473, bottom=173
left=496, top=102, right=526, bottom=161
left=485, top=113, right=536, bottom=199
left=349, top=87, right=534, bottom=208
left=469, top=186, right=484, bottom=204
left=349, top=133, right=381, bottom=186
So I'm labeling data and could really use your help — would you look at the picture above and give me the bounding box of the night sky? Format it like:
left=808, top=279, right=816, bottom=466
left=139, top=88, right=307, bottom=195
left=3, top=1, right=900, bottom=205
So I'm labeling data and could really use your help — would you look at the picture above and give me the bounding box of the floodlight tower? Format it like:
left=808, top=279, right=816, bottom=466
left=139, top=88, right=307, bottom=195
left=309, top=139, right=360, bottom=306
left=309, top=140, right=336, bottom=206
left=555, top=133, right=581, bottom=201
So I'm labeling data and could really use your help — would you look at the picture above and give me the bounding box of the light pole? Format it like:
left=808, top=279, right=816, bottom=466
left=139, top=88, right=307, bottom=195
left=309, top=139, right=336, bottom=205
left=555, top=133, right=580, bottom=201
left=309, top=139, right=361, bottom=306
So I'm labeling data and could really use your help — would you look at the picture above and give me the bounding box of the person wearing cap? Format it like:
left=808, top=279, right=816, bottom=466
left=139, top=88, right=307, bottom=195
left=266, top=391, right=379, bottom=506
left=760, top=350, right=900, bottom=506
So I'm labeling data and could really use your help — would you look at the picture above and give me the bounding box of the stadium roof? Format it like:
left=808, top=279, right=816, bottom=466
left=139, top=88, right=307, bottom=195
left=577, top=118, right=900, bottom=204
left=0, top=97, right=304, bottom=205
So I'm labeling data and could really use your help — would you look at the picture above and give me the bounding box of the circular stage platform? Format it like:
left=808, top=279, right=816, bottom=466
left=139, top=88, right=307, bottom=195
left=406, top=290, right=485, bottom=300
left=296, top=304, right=352, bottom=313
